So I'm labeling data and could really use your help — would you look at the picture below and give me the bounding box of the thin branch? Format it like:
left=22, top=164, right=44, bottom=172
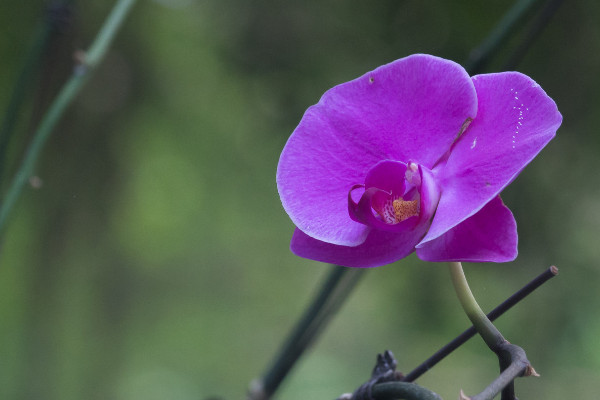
left=403, top=266, right=557, bottom=383
left=0, top=0, right=138, bottom=235
left=248, top=265, right=365, bottom=400
left=337, top=351, right=442, bottom=400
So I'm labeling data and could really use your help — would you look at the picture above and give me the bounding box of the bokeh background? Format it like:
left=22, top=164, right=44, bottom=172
left=0, top=1, right=599, bottom=399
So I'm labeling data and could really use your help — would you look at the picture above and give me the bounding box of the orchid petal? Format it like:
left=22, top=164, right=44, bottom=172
left=291, top=223, right=429, bottom=268
left=277, top=54, right=477, bottom=246
left=422, top=72, right=562, bottom=244
left=416, top=196, right=517, bottom=262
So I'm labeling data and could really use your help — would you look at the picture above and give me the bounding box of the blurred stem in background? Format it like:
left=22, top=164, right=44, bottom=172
left=0, top=1, right=73, bottom=188
left=0, top=0, right=138, bottom=236
left=502, top=0, right=565, bottom=70
left=248, top=265, right=365, bottom=400
left=465, top=0, right=542, bottom=74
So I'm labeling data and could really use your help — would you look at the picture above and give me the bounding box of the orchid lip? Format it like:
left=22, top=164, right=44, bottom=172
left=348, top=160, right=436, bottom=233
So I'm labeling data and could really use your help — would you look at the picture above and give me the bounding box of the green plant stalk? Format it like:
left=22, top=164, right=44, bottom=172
left=0, top=0, right=137, bottom=234
left=448, top=262, right=503, bottom=349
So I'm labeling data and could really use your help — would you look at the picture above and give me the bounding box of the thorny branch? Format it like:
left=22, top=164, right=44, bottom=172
left=402, top=266, right=557, bottom=383
left=447, top=262, right=548, bottom=400
left=336, top=344, right=536, bottom=400
left=333, top=267, right=557, bottom=400
left=336, top=351, right=442, bottom=400
left=462, top=341, right=539, bottom=400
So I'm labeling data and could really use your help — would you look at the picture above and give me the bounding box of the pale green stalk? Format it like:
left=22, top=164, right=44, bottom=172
left=0, top=0, right=138, bottom=234
left=448, top=261, right=504, bottom=349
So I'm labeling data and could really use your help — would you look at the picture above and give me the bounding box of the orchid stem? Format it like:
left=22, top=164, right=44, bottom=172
left=448, top=262, right=503, bottom=350
left=448, top=262, right=538, bottom=400
left=0, top=0, right=137, bottom=235
left=403, top=266, right=557, bottom=383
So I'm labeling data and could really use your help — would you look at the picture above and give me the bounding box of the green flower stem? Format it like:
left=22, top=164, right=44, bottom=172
left=403, top=266, right=558, bottom=383
left=448, top=262, right=503, bottom=349
left=448, top=262, right=540, bottom=400
left=0, top=0, right=137, bottom=234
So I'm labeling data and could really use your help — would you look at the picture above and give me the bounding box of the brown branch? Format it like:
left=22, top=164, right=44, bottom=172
left=462, top=341, right=538, bottom=400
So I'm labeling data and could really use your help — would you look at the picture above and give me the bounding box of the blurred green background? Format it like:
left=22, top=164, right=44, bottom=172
left=0, top=0, right=598, bottom=399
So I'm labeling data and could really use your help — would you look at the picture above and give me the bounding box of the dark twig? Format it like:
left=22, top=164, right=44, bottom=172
left=337, top=351, right=441, bottom=400
left=248, top=265, right=365, bottom=400
left=403, top=266, right=558, bottom=383
left=350, top=350, right=402, bottom=400
left=465, top=342, right=538, bottom=400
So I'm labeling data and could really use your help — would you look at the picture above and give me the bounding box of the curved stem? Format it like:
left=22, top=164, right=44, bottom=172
left=448, top=262, right=541, bottom=400
left=403, top=266, right=558, bottom=383
left=448, top=262, right=503, bottom=348
left=0, top=0, right=137, bottom=234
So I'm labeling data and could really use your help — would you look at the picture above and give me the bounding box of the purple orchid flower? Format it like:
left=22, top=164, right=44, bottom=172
left=277, top=54, right=562, bottom=268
